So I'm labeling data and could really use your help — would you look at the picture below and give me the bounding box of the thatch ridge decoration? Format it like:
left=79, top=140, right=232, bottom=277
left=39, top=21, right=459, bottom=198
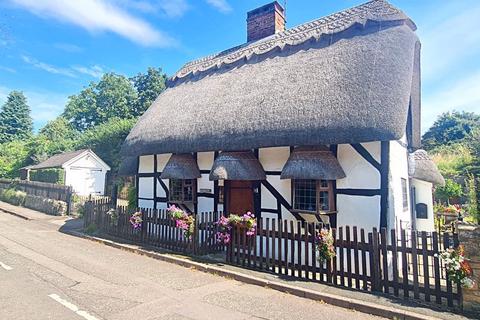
left=160, top=154, right=201, bottom=179
left=408, top=150, right=445, bottom=186
left=209, top=151, right=266, bottom=181
left=172, top=0, right=414, bottom=82
left=281, top=146, right=346, bottom=180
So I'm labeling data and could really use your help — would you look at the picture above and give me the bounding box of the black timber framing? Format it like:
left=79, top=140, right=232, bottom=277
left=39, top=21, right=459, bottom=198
left=213, top=151, right=219, bottom=212
left=330, top=144, right=338, bottom=228
left=350, top=143, right=381, bottom=171
left=153, top=155, right=157, bottom=210
left=261, top=180, right=304, bottom=221
left=253, top=149, right=262, bottom=219
left=336, top=189, right=381, bottom=196
left=380, top=141, right=390, bottom=229
left=349, top=142, right=390, bottom=229
left=193, top=152, right=198, bottom=214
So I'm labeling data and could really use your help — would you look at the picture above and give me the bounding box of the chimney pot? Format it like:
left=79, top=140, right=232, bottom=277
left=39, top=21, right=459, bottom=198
left=247, top=1, right=286, bottom=42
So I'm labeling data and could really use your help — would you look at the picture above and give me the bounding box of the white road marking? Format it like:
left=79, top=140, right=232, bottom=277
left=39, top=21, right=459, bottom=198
left=48, top=294, right=100, bottom=320
left=0, top=261, right=12, bottom=270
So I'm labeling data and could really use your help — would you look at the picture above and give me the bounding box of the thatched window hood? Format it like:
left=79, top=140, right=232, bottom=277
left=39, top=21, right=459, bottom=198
left=408, top=150, right=445, bottom=186
left=160, top=154, right=201, bottom=179
left=122, top=0, right=421, bottom=157
left=210, top=151, right=266, bottom=181
left=281, top=146, right=346, bottom=180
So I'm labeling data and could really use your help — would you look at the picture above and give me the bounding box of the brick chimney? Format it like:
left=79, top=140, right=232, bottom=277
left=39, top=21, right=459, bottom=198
left=247, top=2, right=286, bottom=42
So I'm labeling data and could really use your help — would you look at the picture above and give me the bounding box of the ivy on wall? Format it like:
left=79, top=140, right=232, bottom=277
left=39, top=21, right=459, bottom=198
left=30, top=168, right=65, bottom=185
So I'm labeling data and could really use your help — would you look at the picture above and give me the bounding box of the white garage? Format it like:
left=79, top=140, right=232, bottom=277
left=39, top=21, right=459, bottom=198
left=25, top=149, right=111, bottom=196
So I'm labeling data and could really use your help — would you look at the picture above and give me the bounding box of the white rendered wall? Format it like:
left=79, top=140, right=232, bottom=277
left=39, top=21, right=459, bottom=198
left=388, top=139, right=411, bottom=232
left=411, top=178, right=435, bottom=232
left=336, top=143, right=381, bottom=231
left=259, top=147, right=295, bottom=220
left=137, top=155, right=156, bottom=209
left=197, top=152, right=215, bottom=213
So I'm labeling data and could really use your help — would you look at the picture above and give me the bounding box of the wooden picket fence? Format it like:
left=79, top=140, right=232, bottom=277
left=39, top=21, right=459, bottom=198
left=83, top=199, right=225, bottom=255
left=83, top=201, right=462, bottom=308
left=226, top=218, right=462, bottom=307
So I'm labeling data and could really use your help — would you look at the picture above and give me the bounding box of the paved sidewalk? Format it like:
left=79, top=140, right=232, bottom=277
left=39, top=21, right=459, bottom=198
left=1, top=201, right=474, bottom=320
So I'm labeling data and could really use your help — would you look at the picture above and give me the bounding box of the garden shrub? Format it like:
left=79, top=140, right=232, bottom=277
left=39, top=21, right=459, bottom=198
left=0, top=188, right=27, bottom=206
left=85, top=222, right=97, bottom=235
left=29, top=168, right=65, bottom=184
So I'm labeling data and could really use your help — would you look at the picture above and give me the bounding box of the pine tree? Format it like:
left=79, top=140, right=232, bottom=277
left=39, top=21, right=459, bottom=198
left=0, top=91, right=33, bottom=143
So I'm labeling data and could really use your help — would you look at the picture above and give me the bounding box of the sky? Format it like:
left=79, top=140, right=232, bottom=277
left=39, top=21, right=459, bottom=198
left=0, top=0, right=479, bottom=132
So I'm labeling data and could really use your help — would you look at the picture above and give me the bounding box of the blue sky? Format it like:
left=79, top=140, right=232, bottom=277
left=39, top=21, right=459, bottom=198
left=0, top=0, right=479, bottom=132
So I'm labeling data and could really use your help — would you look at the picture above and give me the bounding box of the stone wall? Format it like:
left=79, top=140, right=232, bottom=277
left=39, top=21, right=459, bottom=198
left=23, top=194, right=67, bottom=216
left=457, top=223, right=480, bottom=313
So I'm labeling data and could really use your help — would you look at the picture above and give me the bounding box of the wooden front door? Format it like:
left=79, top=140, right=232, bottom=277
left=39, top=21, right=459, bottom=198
left=226, top=180, right=254, bottom=215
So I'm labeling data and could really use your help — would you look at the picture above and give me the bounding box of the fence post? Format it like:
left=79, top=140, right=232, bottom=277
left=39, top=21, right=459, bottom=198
left=369, top=228, right=381, bottom=292
left=66, top=186, right=73, bottom=215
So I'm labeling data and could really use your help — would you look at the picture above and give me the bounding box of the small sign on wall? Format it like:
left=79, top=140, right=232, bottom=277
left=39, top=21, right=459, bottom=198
left=200, top=188, right=212, bottom=193
left=416, top=203, right=428, bottom=219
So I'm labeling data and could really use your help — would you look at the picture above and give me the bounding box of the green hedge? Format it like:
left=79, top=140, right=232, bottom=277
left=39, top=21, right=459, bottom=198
left=30, top=168, right=65, bottom=184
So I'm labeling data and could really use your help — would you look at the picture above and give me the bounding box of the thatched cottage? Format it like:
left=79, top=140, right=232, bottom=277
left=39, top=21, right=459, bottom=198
left=121, top=0, right=444, bottom=232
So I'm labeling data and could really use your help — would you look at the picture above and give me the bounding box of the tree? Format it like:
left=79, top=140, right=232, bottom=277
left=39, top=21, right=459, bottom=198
left=0, top=139, right=30, bottom=178
left=422, top=111, right=480, bottom=151
left=435, top=179, right=463, bottom=204
left=0, top=91, right=33, bottom=143
left=63, top=73, right=137, bottom=131
left=76, top=117, right=137, bottom=172
left=29, top=117, right=79, bottom=163
left=131, top=67, right=167, bottom=116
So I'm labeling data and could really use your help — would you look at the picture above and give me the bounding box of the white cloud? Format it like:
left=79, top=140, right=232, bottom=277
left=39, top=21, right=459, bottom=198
left=54, top=43, right=84, bottom=53
left=206, top=0, right=231, bottom=13
left=10, top=0, right=176, bottom=47
left=112, top=0, right=190, bottom=18
left=0, top=86, right=67, bottom=131
left=21, top=55, right=76, bottom=77
left=0, top=66, right=16, bottom=73
left=71, top=65, right=104, bottom=78
left=423, top=70, right=480, bottom=131
left=22, top=55, right=105, bottom=79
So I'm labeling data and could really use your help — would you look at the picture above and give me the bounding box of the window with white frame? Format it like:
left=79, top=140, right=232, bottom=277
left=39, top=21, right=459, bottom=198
left=293, top=179, right=334, bottom=213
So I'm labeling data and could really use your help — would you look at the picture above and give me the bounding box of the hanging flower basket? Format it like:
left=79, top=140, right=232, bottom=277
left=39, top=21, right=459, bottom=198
left=437, top=245, right=475, bottom=288
left=216, top=211, right=257, bottom=245
left=316, top=228, right=336, bottom=262
left=167, top=205, right=195, bottom=239
left=129, top=211, right=143, bottom=230
left=106, top=208, right=119, bottom=226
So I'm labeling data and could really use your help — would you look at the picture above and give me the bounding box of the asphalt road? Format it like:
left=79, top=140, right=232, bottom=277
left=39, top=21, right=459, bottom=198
left=0, top=211, right=382, bottom=320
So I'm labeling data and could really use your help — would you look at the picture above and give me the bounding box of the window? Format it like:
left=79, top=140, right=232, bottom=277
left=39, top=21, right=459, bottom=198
left=293, top=179, right=334, bottom=213
left=401, top=178, right=408, bottom=211
left=169, top=179, right=196, bottom=204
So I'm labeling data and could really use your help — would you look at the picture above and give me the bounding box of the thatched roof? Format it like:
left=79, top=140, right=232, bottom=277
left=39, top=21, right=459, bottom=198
left=210, top=151, right=266, bottom=181
left=122, top=0, right=420, bottom=157
left=160, top=154, right=201, bottom=179
left=409, top=150, right=445, bottom=186
left=281, top=146, right=346, bottom=180
left=118, top=156, right=138, bottom=176
left=27, top=149, right=88, bottom=170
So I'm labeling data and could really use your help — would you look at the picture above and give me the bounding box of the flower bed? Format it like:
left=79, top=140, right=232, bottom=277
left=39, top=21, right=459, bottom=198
left=216, top=211, right=256, bottom=244
left=167, top=205, right=195, bottom=239
left=437, top=245, right=475, bottom=288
